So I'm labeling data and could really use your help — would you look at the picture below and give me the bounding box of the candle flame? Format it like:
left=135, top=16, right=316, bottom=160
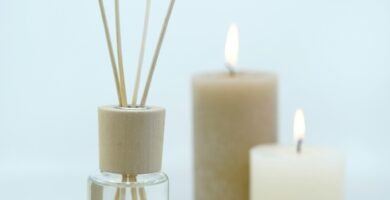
left=294, top=109, right=305, bottom=142
left=224, top=23, right=239, bottom=67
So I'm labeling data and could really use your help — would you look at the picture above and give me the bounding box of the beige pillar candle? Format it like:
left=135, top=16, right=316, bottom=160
left=192, top=21, right=277, bottom=200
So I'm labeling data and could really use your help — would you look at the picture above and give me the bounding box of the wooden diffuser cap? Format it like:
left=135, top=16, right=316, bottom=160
left=98, top=106, right=165, bottom=175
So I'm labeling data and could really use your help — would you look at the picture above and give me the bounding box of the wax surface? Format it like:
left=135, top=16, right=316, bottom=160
left=250, top=145, right=345, bottom=200
left=193, top=71, right=278, bottom=200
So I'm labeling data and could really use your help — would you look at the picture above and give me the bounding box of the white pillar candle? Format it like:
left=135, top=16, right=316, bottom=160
left=193, top=24, right=278, bottom=200
left=250, top=110, right=345, bottom=200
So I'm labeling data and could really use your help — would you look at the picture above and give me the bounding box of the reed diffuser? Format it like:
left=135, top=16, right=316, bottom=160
left=88, top=0, right=175, bottom=199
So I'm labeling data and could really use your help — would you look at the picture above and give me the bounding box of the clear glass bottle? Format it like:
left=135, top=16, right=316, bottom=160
left=88, top=172, right=168, bottom=200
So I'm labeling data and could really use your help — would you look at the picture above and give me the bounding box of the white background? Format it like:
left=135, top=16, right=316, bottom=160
left=1, top=0, right=390, bottom=199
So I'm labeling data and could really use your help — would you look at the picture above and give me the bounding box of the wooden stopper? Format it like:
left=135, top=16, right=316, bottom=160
left=98, top=106, right=165, bottom=175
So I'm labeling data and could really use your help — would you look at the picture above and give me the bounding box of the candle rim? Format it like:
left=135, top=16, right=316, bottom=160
left=192, top=70, right=277, bottom=81
left=250, top=144, right=344, bottom=159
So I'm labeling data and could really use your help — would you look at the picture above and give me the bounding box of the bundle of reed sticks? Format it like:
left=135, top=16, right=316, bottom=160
left=98, top=0, right=175, bottom=108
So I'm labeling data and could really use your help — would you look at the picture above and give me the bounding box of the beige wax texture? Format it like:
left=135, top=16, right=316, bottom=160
left=192, top=72, right=278, bottom=200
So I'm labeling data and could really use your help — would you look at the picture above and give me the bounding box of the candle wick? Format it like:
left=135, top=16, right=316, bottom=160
left=226, top=63, right=236, bottom=76
left=296, top=139, right=303, bottom=154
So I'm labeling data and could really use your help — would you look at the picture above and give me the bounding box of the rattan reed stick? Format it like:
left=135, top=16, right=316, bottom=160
left=131, top=0, right=152, bottom=107
left=98, top=0, right=123, bottom=105
left=140, top=0, right=176, bottom=107
left=115, top=0, right=128, bottom=107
